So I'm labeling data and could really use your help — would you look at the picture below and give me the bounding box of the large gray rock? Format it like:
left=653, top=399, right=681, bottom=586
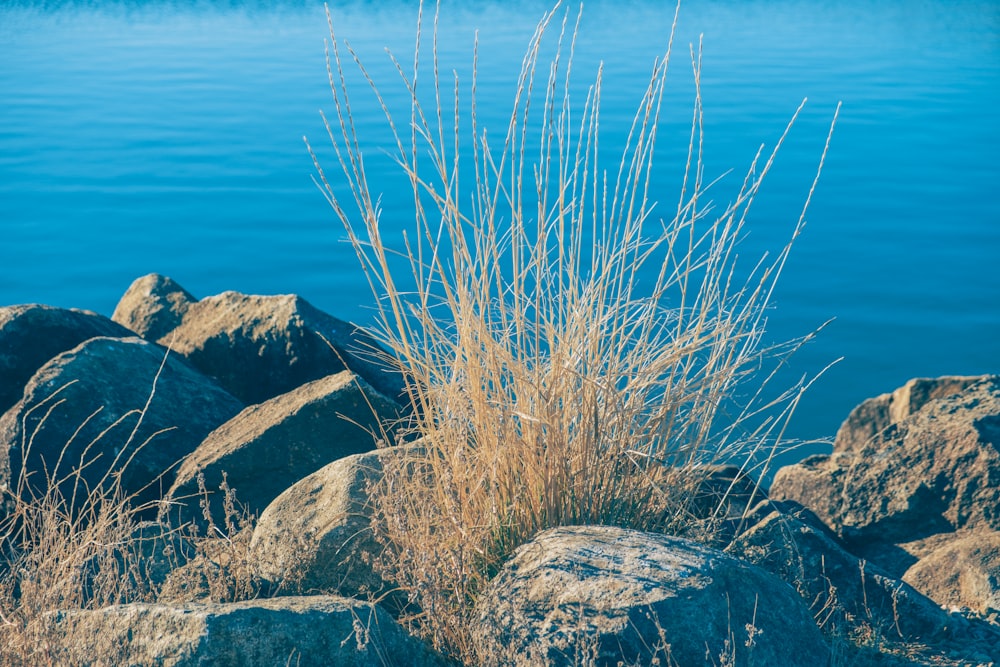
left=156, top=536, right=268, bottom=605
left=81, top=521, right=194, bottom=605
left=0, top=304, right=131, bottom=414
left=42, top=596, right=447, bottom=666
left=250, top=447, right=401, bottom=602
left=684, top=463, right=768, bottom=545
left=166, top=371, right=399, bottom=526
left=156, top=290, right=404, bottom=405
left=112, top=273, right=197, bottom=341
left=0, top=337, right=243, bottom=512
left=471, top=525, right=829, bottom=666
left=771, top=376, right=1000, bottom=545
left=728, top=501, right=949, bottom=643
left=903, top=530, right=1000, bottom=616
left=834, top=375, right=985, bottom=454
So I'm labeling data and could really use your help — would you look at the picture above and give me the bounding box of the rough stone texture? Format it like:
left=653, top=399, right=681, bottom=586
left=166, top=371, right=399, bottom=526
left=729, top=500, right=949, bottom=643
left=42, top=596, right=448, bottom=667
left=156, top=290, right=404, bottom=405
left=82, top=521, right=193, bottom=605
left=472, top=525, right=829, bottom=667
left=0, top=337, right=243, bottom=511
left=126, top=521, right=193, bottom=591
left=854, top=530, right=972, bottom=582
left=687, top=463, right=766, bottom=518
left=903, top=530, right=1000, bottom=616
left=157, top=554, right=229, bottom=604
left=112, top=273, right=197, bottom=341
left=0, top=304, right=131, bottom=414
left=834, top=375, right=986, bottom=454
left=250, top=447, right=404, bottom=603
left=770, top=376, right=1000, bottom=545
left=685, top=463, right=768, bottom=545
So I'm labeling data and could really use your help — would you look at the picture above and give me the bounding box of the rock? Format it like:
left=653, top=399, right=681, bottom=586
left=112, top=273, right=197, bottom=341
left=125, top=521, right=193, bottom=591
left=82, top=521, right=193, bottom=605
left=857, top=530, right=967, bottom=581
left=156, top=290, right=404, bottom=405
left=728, top=500, right=949, bottom=643
left=903, top=530, right=1000, bottom=616
left=834, top=375, right=985, bottom=454
left=250, top=447, right=402, bottom=603
left=685, top=463, right=768, bottom=544
left=771, top=376, right=1000, bottom=545
left=471, top=525, right=829, bottom=667
left=0, top=304, right=131, bottom=414
left=166, top=371, right=400, bottom=526
left=157, top=543, right=268, bottom=605
left=42, top=596, right=448, bottom=666
left=0, top=337, right=243, bottom=512
left=157, top=554, right=229, bottom=603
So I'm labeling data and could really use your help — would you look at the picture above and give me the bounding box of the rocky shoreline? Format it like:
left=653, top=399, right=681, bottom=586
left=1, top=274, right=998, bottom=666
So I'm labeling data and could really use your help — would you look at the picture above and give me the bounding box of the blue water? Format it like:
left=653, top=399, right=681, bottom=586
left=1, top=0, right=998, bottom=451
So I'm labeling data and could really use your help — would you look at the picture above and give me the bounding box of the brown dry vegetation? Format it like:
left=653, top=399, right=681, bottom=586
left=0, top=431, right=265, bottom=665
left=308, top=0, right=837, bottom=661
left=0, top=1, right=862, bottom=665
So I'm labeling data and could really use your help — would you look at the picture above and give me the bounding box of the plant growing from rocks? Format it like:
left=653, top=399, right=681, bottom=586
left=309, top=0, right=837, bottom=660
left=0, top=397, right=161, bottom=663
left=0, top=399, right=268, bottom=665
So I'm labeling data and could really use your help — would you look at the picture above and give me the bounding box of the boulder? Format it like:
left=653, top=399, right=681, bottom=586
left=40, top=596, right=448, bottom=666
left=471, top=525, right=829, bottom=666
left=250, top=447, right=401, bottom=602
left=157, top=543, right=267, bottom=605
left=834, top=375, right=985, bottom=454
left=684, top=463, right=768, bottom=545
left=155, top=289, right=404, bottom=405
left=903, top=530, right=1000, bottom=616
left=82, top=521, right=193, bottom=605
left=125, top=521, right=193, bottom=592
left=728, top=500, right=949, bottom=643
left=166, top=371, right=399, bottom=526
left=112, top=273, right=197, bottom=341
left=0, top=304, right=131, bottom=414
left=0, top=337, right=243, bottom=512
left=771, top=376, right=1000, bottom=546
left=157, top=554, right=230, bottom=604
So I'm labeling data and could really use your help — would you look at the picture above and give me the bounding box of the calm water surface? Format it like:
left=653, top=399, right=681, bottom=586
left=1, top=0, right=998, bottom=451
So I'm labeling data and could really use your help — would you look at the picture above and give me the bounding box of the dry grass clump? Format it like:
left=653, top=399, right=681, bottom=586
left=0, top=477, right=148, bottom=664
left=0, top=408, right=265, bottom=665
left=310, top=0, right=837, bottom=659
left=0, top=381, right=164, bottom=663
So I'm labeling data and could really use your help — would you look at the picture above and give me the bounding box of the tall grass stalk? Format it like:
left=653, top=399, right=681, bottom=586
left=308, top=0, right=838, bottom=658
